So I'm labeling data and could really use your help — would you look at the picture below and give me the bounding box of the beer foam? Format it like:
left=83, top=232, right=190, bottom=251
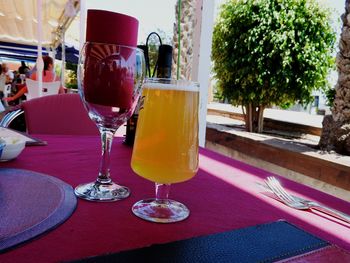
left=143, top=80, right=199, bottom=92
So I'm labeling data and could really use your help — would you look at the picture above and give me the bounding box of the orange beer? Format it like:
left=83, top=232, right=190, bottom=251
left=131, top=80, right=199, bottom=184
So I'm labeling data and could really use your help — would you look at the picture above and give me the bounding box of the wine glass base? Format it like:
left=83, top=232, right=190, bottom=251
left=75, top=181, right=130, bottom=202
left=132, top=198, right=190, bottom=223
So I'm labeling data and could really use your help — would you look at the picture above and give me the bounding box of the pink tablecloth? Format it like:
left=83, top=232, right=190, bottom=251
left=0, top=134, right=349, bottom=262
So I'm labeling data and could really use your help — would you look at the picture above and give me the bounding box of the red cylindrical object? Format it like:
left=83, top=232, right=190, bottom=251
left=86, top=9, right=138, bottom=46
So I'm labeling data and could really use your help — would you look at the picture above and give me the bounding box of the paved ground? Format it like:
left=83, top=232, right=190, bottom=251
left=207, top=102, right=323, bottom=146
left=208, top=102, right=324, bottom=128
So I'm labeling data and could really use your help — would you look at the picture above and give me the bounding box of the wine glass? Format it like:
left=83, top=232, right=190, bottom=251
left=75, top=42, right=145, bottom=201
left=131, top=78, right=199, bottom=222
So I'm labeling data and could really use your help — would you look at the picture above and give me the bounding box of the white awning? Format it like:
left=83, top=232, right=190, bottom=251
left=0, top=0, right=79, bottom=48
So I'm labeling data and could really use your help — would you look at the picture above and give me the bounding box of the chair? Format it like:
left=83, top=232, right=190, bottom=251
left=20, top=93, right=98, bottom=135
left=0, top=100, right=5, bottom=112
left=25, top=78, right=61, bottom=100
left=0, top=107, right=26, bottom=131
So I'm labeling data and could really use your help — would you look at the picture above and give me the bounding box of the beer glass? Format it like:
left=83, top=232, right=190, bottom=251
left=131, top=78, right=199, bottom=223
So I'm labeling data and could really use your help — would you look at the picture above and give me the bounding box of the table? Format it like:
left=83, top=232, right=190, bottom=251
left=0, top=134, right=349, bottom=262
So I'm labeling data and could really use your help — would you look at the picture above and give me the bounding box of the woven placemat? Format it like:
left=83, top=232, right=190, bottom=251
left=0, top=168, right=77, bottom=252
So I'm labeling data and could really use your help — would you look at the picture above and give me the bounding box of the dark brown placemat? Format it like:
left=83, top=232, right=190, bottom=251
left=72, top=221, right=329, bottom=263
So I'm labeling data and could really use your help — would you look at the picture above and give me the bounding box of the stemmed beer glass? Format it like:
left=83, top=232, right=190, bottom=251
left=75, top=42, right=145, bottom=201
left=131, top=78, right=199, bottom=222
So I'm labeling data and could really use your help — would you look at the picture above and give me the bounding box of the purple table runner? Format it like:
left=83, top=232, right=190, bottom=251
left=0, top=168, right=77, bottom=252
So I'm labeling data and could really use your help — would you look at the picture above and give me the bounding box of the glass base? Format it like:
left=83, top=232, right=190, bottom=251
left=75, top=181, right=130, bottom=202
left=132, top=198, right=190, bottom=223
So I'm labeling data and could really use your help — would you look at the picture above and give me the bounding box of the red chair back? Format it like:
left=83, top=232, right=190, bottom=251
left=23, top=93, right=99, bottom=135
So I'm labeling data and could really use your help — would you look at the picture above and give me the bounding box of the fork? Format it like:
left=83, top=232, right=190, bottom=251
left=265, top=176, right=350, bottom=224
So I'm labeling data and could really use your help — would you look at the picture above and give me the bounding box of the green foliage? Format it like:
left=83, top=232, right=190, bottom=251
left=325, top=87, right=336, bottom=107
left=212, top=0, right=336, bottom=109
left=212, top=82, right=226, bottom=102
left=65, top=62, right=77, bottom=89
left=66, top=62, right=77, bottom=72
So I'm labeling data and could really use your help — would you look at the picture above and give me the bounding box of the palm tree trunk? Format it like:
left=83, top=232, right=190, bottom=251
left=172, top=0, right=196, bottom=80
left=333, top=0, right=350, bottom=122
left=319, top=0, right=350, bottom=154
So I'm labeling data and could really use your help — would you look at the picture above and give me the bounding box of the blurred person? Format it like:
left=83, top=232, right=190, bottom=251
left=27, top=64, right=36, bottom=78
left=18, top=61, right=30, bottom=75
left=31, top=56, right=59, bottom=83
left=1, top=63, right=14, bottom=84
left=3, top=56, right=65, bottom=103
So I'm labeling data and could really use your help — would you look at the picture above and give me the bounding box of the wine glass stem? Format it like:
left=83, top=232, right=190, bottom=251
left=155, top=183, right=171, bottom=201
left=97, top=129, right=115, bottom=184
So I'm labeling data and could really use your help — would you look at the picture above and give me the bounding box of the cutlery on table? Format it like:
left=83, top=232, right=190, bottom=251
left=264, top=176, right=350, bottom=224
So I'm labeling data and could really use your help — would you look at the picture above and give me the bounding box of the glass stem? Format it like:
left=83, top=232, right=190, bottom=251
left=155, top=183, right=171, bottom=201
left=97, top=129, right=115, bottom=184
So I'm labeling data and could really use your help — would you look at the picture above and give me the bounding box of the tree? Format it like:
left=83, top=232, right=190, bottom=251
left=172, top=0, right=196, bottom=80
left=65, top=62, right=78, bottom=90
left=212, top=0, right=336, bottom=133
left=319, top=0, right=350, bottom=155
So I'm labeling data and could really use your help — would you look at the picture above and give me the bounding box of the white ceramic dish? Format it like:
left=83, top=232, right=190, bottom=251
left=0, top=137, right=26, bottom=161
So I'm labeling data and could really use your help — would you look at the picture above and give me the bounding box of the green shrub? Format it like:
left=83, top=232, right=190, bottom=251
left=212, top=0, right=336, bottom=132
